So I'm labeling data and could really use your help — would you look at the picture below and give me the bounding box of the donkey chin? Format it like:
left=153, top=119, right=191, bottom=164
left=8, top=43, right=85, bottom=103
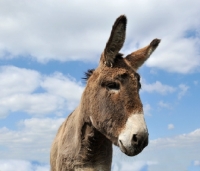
left=117, top=113, right=149, bottom=156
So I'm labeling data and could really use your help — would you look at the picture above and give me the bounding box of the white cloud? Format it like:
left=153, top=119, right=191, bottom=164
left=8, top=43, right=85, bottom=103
left=41, top=72, right=83, bottom=110
left=142, top=81, right=176, bottom=95
left=0, top=66, right=84, bottom=118
left=0, top=160, right=49, bottom=171
left=142, top=81, right=190, bottom=100
left=158, top=101, right=171, bottom=109
left=0, top=66, right=41, bottom=97
left=0, top=117, right=64, bottom=162
left=0, top=94, right=64, bottom=116
left=112, top=159, right=157, bottom=171
left=144, top=103, right=152, bottom=116
left=150, top=128, right=200, bottom=148
left=178, top=84, right=189, bottom=99
left=194, top=160, right=200, bottom=166
left=0, top=0, right=200, bottom=73
left=168, top=124, right=174, bottom=130
left=146, top=129, right=200, bottom=171
left=0, top=160, right=32, bottom=171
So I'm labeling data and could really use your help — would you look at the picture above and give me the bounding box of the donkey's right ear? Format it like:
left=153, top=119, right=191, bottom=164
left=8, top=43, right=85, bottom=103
left=101, top=15, right=127, bottom=67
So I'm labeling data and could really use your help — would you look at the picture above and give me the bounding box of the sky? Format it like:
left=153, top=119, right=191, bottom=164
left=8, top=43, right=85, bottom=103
left=0, top=0, right=200, bottom=171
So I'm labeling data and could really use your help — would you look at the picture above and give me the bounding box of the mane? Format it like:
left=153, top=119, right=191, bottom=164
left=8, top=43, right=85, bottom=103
left=83, top=69, right=95, bottom=80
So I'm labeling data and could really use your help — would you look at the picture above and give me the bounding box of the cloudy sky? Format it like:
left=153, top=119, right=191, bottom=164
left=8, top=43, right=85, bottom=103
left=0, top=0, right=200, bottom=171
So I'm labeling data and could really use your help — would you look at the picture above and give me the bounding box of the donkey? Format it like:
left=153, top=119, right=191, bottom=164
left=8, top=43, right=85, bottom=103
left=50, top=15, right=160, bottom=171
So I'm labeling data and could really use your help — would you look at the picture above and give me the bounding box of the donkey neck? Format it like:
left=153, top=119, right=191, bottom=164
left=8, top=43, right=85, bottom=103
left=72, top=106, right=113, bottom=170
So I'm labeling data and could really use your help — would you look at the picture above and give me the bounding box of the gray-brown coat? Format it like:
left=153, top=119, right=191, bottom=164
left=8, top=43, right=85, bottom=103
left=50, top=15, right=160, bottom=171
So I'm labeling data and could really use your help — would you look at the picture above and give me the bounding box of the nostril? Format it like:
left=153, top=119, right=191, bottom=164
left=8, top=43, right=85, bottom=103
left=132, top=134, right=138, bottom=143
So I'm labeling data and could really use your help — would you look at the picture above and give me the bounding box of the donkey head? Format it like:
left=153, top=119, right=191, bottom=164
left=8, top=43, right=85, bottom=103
left=82, top=15, right=160, bottom=156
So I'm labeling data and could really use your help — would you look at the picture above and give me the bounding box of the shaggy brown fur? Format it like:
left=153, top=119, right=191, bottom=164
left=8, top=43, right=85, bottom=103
left=50, top=15, right=160, bottom=171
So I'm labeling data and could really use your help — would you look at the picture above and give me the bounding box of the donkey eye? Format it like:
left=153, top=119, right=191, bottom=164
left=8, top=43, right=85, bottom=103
left=106, top=82, right=120, bottom=90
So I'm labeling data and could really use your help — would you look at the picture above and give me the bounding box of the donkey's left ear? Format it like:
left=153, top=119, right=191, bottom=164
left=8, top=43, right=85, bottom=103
left=125, top=39, right=161, bottom=70
left=101, top=15, right=127, bottom=67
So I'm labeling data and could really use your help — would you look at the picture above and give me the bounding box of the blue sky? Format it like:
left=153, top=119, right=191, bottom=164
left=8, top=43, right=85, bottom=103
left=0, top=0, right=200, bottom=171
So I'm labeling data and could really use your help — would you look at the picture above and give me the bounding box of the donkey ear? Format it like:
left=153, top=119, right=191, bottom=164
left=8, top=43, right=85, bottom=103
left=102, top=15, right=127, bottom=67
left=125, top=39, right=161, bottom=70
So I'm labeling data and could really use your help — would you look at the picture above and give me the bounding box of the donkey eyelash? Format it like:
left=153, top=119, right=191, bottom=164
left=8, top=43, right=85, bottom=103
left=134, top=73, right=141, bottom=90
left=138, top=82, right=142, bottom=90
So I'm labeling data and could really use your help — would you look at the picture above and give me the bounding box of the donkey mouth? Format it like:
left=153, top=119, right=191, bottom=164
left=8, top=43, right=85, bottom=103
left=118, top=140, right=143, bottom=156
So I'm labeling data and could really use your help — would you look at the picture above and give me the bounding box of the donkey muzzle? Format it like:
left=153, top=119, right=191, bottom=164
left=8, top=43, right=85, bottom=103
left=118, top=132, right=148, bottom=156
left=118, top=113, right=148, bottom=156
